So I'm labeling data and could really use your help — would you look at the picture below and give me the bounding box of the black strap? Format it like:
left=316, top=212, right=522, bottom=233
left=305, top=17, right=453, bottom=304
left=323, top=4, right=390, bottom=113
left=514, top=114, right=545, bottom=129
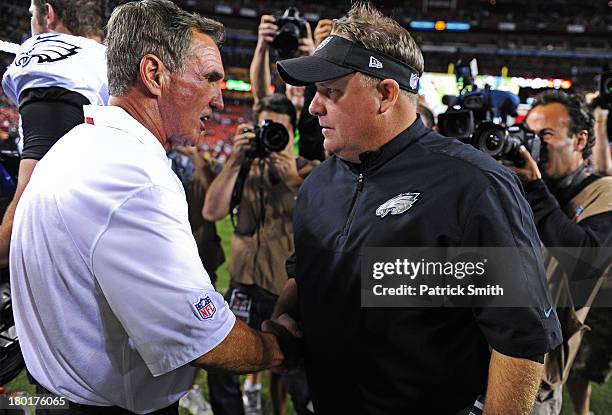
left=229, top=158, right=253, bottom=229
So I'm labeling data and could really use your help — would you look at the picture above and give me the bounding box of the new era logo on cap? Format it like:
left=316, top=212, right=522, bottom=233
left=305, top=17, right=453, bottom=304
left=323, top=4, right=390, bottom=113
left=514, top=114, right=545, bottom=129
left=369, top=56, right=383, bottom=69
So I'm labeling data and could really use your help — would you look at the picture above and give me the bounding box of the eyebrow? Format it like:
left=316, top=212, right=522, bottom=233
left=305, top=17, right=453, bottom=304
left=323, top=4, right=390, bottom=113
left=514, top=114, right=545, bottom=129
left=205, top=70, right=224, bottom=82
left=539, top=128, right=554, bottom=134
left=317, top=80, right=342, bottom=90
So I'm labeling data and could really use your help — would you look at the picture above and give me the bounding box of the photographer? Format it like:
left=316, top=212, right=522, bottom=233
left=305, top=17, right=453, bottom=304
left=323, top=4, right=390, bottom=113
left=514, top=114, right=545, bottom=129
left=203, top=94, right=318, bottom=415
left=249, top=11, right=328, bottom=161
left=250, top=13, right=314, bottom=103
left=512, top=91, right=612, bottom=415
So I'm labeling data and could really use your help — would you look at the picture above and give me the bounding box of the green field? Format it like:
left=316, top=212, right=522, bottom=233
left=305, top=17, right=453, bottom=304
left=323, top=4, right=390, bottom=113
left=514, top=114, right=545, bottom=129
left=5, top=216, right=611, bottom=414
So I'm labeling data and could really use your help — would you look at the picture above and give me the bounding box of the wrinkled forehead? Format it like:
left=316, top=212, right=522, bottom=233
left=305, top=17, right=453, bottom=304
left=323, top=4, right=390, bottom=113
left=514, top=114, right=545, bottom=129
left=526, top=103, right=570, bottom=131
left=188, top=30, right=224, bottom=74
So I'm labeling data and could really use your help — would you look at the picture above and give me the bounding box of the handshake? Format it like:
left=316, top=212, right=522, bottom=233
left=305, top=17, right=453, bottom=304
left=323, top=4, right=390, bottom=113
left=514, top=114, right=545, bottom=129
left=262, top=313, right=304, bottom=371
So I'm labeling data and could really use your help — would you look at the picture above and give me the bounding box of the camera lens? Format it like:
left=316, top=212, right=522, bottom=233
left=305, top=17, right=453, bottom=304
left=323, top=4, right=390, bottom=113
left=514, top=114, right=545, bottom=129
left=273, top=23, right=300, bottom=58
left=484, top=133, right=502, bottom=152
left=476, top=130, right=505, bottom=156
left=604, top=76, right=612, bottom=95
left=472, top=122, right=507, bottom=158
left=258, top=121, right=289, bottom=154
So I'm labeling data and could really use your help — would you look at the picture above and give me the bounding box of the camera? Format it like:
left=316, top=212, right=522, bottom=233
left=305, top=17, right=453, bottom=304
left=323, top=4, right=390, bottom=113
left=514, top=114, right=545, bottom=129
left=589, top=71, right=612, bottom=110
left=438, top=88, right=520, bottom=139
left=470, top=122, right=542, bottom=166
left=246, top=120, right=290, bottom=158
left=230, top=120, right=290, bottom=228
left=273, top=7, right=308, bottom=59
left=437, top=59, right=535, bottom=165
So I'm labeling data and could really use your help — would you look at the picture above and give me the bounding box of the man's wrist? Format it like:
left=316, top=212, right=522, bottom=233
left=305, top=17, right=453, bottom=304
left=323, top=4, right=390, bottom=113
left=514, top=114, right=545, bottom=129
left=262, top=332, right=284, bottom=367
left=255, top=41, right=270, bottom=52
left=523, top=178, right=546, bottom=194
left=285, top=175, right=303, bottom=193
left=225, top=154, right=245, bottom=171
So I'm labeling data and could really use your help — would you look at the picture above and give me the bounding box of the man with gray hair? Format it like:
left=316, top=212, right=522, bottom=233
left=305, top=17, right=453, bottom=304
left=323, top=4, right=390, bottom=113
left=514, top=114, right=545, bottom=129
left=269, top=3, right=562, bottom=414
left=9, top=1, right=289, bottom=413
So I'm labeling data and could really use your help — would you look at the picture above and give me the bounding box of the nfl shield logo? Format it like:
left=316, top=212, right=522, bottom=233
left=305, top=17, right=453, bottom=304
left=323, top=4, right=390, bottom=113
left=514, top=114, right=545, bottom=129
left=193, top=296, right=216, bottom=320
left=409, top=73, right=419, bottom=90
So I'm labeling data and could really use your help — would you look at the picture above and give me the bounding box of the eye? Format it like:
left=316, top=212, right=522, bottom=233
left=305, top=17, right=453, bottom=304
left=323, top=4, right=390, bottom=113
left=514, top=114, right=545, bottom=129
left=538, top=130, right=552, bottom=138
left=324, top=88, right=342, bottom=99
left=204, top=71, right=223, bottom=84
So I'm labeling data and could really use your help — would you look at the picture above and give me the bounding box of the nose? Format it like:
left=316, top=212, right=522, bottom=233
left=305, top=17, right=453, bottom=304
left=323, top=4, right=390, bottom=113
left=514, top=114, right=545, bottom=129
left=309, top=92, right=326, bottom=117
left=211, top=87, right=224, bottom=111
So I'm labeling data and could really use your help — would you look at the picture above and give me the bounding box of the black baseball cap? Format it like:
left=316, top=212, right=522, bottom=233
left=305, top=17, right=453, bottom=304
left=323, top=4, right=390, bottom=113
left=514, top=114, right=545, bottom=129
left=277, top=35, right=421, bottom=94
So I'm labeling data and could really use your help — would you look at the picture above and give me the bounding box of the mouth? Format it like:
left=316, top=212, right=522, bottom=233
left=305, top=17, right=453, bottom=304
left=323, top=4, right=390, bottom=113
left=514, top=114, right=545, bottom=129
left=199, top=115, right=209, bottom=133
left=321, top=126, right=334, bottom=137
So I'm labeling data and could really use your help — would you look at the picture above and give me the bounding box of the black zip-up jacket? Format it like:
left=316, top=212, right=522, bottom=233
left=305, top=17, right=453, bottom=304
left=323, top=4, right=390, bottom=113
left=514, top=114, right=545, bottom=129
left=291, top=117, right=562, bottom=414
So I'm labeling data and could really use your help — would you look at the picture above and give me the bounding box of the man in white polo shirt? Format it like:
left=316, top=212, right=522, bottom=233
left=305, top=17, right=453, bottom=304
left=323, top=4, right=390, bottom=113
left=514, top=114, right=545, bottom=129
left=9, top=1, right=290, bottom=413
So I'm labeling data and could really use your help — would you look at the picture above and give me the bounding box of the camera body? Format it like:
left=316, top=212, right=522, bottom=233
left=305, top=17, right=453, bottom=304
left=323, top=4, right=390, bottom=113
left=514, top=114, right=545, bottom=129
left=437, top=59, right=531, bottom=165
left=273, top=7, right=308, bottom=59
left=470, top=122, right=542, bottom=166
left=246, top=120, right=290, bottom=159
left=438, top=92, right=538, bottom=166
left=438, top=89, right=521, bottom=139
left=600, top=71, right=612, bottom=105
left=590, top=71, right=612, bottom=110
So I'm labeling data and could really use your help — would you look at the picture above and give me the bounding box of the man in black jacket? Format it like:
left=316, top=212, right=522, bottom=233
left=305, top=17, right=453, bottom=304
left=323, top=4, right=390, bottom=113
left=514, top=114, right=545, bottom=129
left=513, top=91, right=612, bottom=415
left=266, top=3, right=563, bottom=414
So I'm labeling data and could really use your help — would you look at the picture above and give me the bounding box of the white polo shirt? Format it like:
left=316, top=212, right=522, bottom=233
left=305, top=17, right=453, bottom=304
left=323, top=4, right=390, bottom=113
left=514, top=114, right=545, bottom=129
left=9, top=105, right=235, bottom=413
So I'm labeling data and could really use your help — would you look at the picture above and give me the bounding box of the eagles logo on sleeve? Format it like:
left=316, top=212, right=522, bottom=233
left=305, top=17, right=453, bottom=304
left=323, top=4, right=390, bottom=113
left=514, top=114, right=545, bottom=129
left=15, top=34, right=81, bottom=68
left=376, top=193, right=420, bottom=218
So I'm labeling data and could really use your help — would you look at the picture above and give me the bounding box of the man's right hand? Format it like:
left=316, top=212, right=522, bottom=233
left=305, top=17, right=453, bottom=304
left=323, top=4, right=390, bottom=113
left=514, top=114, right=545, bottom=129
left=262, top=313, right=304, bottom=370
left=192, top=318, right=284, bottom=373
left=266, top=312, right=303, bottom=338
left=314, top=19, right=333, bottom=47
left=257, top=15, right=278, bottom=48
left=228, top=123, right=255, bottom=167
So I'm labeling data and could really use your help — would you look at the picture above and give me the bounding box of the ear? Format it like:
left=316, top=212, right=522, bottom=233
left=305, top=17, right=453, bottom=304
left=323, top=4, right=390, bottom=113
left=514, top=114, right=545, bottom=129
left=574, top=129, right=588, bottom=153
left=376, top=79, right=400, bottom=114
left=45, top=3, right=57, bottom=29
left=138, top=54, right=168, bottom=97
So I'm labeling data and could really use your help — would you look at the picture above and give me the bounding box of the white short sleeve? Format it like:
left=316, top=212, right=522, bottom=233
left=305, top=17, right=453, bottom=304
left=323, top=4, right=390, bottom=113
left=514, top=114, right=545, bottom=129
left=91, top=185, right=235, bottom=377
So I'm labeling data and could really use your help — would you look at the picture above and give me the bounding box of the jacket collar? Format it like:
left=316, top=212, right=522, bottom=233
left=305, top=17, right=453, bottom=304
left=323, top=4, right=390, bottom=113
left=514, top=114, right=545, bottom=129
left=343, top=115, right=429, bottom=173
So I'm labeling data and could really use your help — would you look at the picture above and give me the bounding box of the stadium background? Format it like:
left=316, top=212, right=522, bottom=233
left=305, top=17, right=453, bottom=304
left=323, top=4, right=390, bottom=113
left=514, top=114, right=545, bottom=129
left=0, top=0, right=611, bottom=413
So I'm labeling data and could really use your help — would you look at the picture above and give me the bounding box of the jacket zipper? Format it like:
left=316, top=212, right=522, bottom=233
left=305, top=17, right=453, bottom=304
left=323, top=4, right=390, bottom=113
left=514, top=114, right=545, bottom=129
left=342, top=169, right=365, bottom=236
